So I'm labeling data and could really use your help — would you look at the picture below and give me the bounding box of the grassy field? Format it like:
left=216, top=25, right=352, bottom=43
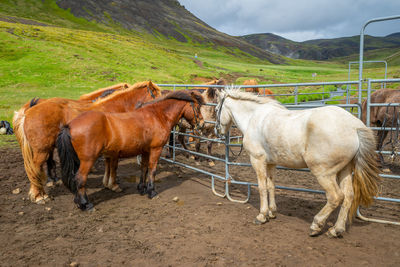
left=0, top=4, right=399, bottom=125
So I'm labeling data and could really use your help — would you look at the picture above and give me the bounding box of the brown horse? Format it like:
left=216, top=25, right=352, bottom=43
left=361, top=89, right=400, bottom=167
left=13, top=81, right=161, bottom=204
left=56, top=91, right=205, bottom=210
left=243, top=79, right=274, bottom=97
left=13, top=82, right=131, bottom=182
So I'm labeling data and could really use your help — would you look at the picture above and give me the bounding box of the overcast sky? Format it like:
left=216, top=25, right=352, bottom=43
left=178, top=0, right=400, bottom=42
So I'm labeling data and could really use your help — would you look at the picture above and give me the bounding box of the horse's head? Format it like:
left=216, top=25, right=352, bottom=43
left=182, top=92, right=205, bottom=135
left=214, top=88, right=233, bottom=137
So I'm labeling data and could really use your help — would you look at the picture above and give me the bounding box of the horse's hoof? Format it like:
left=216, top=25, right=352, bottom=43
left=110, top=185, right=122, bottom=193
left=137, top=184, right=147, bottom=195
left=148, top=190, right=158, bottom=199
left=79, top=202, right=94, bottom=211
left=268, top=211, right=277, bottom=219
left=309, top=229, right=322, bottom=237
left=46, top=181, right=54, bottom=187
left=253, top=214, right=268, bottom=225
left=36, top=198, right=46, bottom=205
left=326, top=227, right=343, bottom=238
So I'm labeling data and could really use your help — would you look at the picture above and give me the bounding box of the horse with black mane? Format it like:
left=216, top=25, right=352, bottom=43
left=56, top=91, right=205, bottom=210
left=13, top=81, right=161, bottom=204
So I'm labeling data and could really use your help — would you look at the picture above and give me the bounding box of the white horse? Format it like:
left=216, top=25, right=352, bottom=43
left=215, top=87, right=380, bottom=237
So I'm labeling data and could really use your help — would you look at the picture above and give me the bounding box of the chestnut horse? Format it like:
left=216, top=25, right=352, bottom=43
left=361, top=89, right=400, bottom=167
left=243, top=79, right=274, bottom=97
left=12, top=81, right=161, bottom=204
left=56, top=91, right=205, bottom=210
left=13, top=82, right=131, bottom=182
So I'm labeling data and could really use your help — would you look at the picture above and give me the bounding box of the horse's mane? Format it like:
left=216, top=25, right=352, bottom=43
left=138, top=90, right=205, bottom=108
left=80, top=83, right=130, bottom=100
left=225, top=87, right=285, bottom=109
left=92, top=81, right=161, bottom=106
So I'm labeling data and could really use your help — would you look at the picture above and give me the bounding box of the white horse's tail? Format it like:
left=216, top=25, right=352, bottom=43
left=350, top=128, right=381, bottom=220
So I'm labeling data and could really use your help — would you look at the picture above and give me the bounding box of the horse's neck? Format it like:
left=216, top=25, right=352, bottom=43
left=225, top=98, right=259, bottom=132
left=94, top=88, right=147, bottom=112
left=156, top=100, right=187, bottom=129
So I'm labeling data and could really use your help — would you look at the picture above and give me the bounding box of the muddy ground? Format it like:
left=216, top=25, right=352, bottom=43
left=0, top=140, right=399, bottom=266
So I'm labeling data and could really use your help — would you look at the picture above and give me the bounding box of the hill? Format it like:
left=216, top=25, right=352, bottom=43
left=241, top=32, right=400, bottom=61
left=0, top=0, right=284, bottom=64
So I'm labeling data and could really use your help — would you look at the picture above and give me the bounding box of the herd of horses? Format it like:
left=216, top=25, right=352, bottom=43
left=11, top=78, right=399, bottom=237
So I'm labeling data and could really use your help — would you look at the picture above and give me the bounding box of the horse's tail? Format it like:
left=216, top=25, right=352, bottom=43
left=12, top=98, right=41, bottom=142
left=56, top=126, right=80, bottom=193
left=13, top=110, right=47, bottom=192
left=350, top=127, right=381, bottom=220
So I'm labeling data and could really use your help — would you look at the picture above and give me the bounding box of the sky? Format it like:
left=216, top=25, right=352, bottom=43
left=178, top=0, right=400, bottom=42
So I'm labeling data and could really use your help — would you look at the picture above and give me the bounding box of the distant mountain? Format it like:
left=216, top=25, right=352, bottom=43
left=241, top=33, right=400, bottom=60
left=54, top=0, right=284, bottom=63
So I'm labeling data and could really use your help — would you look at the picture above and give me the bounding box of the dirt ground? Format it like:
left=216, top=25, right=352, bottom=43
left=0, top=140, right=399, bottom=267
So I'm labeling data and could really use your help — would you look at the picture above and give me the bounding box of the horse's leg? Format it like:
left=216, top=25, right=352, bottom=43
left=28, top=151, right=50, bottom=204
left=327, top=164, right=353, bottom=238
left=137, top=153, right=149, bottom=195
left=309, top=174, right=344, bottom=237
left=74, top=160, right=95, bottom=211
left=107, top=157, right=122, bottom=192
left=102, top=157, right=111, bottom=188
left=46, top=149, right=58, bottom=184
left=207, top=140, right=215, bottom=166
left=250, top=154, right=269, bottom=224
left=178, top=127, right=190, bottom=158
left=376, top=129, right=389, bottom=169
left=194, top=138, right=201, bottom=160
left=146, top=147, right=163, bottom=199
left=166, top=133, right=173, bottom=158
left=266, top=164, right=277, bottom=219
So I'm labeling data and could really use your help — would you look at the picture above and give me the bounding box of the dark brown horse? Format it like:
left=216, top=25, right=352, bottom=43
left=13, top=81, right=161, bottom=204
left=166, top=79, right=226, bottom=164
left=361, top=89, right=400, bottom=167
left=56, top=91, right=205, bottom=210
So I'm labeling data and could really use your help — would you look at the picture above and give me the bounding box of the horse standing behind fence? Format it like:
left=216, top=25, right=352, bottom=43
left=215, top=87, right=380, bottom=238
left=243, top=79, right=274, bottom=97
left=361, top=89, right=400, bottom=169
left=167, top=78, right=226, bottom=165
left=56, top=91, right=205, bottom=210
left=12, top=81, right=161, bottom=204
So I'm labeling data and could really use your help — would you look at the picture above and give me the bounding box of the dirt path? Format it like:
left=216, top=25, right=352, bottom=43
left=0, top=145, right=399, bottom=266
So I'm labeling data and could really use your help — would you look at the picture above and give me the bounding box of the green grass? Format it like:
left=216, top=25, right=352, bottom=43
left=0, top=5, right=398, bottom=130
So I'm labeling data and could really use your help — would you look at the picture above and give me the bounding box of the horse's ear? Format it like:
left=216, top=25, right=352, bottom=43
left=190, top=92, right=204, bottom=105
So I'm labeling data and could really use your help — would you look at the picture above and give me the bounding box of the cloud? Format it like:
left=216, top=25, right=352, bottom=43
left=179, top=0, right=400, bottom=41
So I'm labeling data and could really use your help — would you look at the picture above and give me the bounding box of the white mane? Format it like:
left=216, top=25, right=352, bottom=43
left=224, top=86, right=286, bottom=109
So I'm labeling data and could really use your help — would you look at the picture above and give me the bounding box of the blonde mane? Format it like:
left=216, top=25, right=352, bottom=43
left=93, top=81, right=161, bottom=105
left=225, top=87, right=285, bottom=109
